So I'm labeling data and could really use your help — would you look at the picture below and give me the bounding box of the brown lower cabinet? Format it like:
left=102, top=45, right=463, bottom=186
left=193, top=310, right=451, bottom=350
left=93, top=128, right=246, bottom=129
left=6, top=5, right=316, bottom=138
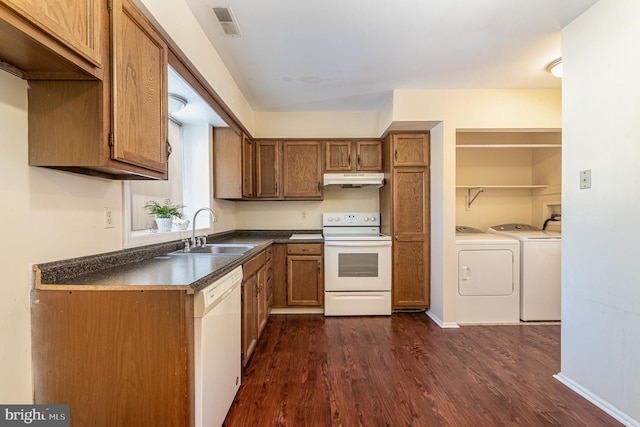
left=241, top=250, right=269, bottom=367
left=286, top=243, right=324, bottom=307
left=31, top=289, right=194, bottom=427
left=271, top=242, right=324, bottom=309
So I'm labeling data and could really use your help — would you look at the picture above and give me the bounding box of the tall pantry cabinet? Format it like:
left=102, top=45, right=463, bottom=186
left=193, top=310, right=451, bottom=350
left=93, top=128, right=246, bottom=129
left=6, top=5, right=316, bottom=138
left=380, top=133, right=431, bottom=310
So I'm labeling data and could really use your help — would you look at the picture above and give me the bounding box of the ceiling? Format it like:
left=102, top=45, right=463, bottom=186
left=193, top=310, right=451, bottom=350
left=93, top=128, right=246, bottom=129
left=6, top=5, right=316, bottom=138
left=182, top=0, right=598, bottom=113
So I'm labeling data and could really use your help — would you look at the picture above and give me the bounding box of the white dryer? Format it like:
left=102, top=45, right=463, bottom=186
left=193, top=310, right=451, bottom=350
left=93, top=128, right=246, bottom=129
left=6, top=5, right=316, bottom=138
left=487, top=223, right=561, bottom=321
left=455, top=226, right=520, bottom=324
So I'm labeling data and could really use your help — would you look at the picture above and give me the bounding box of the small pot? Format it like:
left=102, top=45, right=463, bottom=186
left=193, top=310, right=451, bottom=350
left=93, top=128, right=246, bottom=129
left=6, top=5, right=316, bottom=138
left=155, top=217, right=173, bottom=232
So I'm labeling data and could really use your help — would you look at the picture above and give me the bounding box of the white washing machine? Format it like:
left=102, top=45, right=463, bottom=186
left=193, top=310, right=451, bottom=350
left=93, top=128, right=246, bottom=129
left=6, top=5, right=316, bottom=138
left=455, top=226, right=520, bottom=324
left=487, top=223, right=561, bottom=321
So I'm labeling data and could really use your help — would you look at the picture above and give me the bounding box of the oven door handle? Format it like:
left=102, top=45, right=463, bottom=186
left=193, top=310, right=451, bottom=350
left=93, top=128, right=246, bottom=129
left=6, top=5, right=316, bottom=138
left=325, top=241, right=391, bottom=248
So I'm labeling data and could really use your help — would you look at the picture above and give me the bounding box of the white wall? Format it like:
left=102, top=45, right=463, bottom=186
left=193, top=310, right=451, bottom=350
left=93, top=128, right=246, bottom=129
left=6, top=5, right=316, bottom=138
left=0, top=71, right=124, bottom=402
left=559, top=0, right=640, bottom=424
left=390, top=89, right=562, bottom=325
left=234, top=188, right=379, bottom=230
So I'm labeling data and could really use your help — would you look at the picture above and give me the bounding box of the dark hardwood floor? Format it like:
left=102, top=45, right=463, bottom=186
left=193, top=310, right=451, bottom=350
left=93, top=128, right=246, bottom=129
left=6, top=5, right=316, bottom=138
left=224, top=314, right=620, bottom=427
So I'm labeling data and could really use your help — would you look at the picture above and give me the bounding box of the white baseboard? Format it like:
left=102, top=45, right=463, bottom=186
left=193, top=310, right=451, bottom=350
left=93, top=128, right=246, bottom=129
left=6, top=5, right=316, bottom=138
left=554, top=373, right=639, bottom=427
left=425, top=310, right=460, bottom=328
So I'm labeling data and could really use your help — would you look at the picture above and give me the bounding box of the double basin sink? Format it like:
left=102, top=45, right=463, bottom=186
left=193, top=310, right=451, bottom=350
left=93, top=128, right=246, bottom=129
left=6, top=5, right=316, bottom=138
left=171, top=243, right=257, bottom=256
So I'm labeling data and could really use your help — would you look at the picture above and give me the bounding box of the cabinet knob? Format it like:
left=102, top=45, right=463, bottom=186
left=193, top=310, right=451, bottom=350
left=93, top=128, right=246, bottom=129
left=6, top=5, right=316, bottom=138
left=166, top=140, right=173, bottom=159
left=394, top=232, right=398, bottom=241
left=317, top=261, right=321, bottom=273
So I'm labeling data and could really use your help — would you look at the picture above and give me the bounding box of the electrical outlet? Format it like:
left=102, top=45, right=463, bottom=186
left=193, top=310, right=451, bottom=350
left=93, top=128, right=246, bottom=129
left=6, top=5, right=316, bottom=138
left=103, top=207, right=114, bottom=229
left=580, top=170, right=591, bottom=189
left=301, top=210, right=308, bottom=220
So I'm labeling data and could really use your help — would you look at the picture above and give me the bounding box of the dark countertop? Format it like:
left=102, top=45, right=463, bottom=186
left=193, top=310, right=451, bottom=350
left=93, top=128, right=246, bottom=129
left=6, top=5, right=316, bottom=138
left=33, top=230, right=323, bottom=293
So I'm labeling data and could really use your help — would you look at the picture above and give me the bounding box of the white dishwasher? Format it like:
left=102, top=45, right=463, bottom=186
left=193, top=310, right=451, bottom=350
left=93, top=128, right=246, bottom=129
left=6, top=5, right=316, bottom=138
left=194, top=266, right=243, bottom=427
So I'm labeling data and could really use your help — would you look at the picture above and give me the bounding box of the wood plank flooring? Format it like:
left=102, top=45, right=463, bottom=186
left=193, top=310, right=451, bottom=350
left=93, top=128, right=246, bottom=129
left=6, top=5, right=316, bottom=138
left=224, top=314, right=621, bottom=427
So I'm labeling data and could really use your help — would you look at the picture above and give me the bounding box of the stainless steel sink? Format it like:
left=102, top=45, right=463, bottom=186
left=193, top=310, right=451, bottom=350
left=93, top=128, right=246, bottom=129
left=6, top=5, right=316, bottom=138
left=193, top=243, right=256, bottom=254
left=172, top=243, right=257, bottom=255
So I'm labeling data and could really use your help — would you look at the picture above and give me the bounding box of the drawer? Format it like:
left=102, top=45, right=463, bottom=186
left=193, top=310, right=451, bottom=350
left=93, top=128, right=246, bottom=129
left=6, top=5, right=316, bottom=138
left=287, top=243, right=322, bottom=255
left=243, top=251, right=266, bottom=278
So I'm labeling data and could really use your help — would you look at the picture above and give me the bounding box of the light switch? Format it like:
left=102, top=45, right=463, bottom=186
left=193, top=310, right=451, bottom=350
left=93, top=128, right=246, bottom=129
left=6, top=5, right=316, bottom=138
left=580, top=170, right=591, bottom=189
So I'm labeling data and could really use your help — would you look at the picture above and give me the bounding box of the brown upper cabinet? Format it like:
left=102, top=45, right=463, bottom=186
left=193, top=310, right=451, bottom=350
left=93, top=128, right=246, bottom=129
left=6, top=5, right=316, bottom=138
left=325, top=140, right=382, bottom=172
left=213, top=128, right=254, bottom=199
left=242, top=134, right=254, bottom=198
left=282, top=140, right=323, bottom=199
left=0, top=0, right=104, bottom=79
left=391, top=133, right=430, bottom=167
left=255, top=140, right=281, bottom=199
left=251, top=140, right=323, bottom=201
left=26, top=0, right=169, bottom=179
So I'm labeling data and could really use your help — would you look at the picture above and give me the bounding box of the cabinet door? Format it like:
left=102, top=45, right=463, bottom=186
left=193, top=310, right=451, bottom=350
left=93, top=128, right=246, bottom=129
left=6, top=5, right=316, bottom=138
left=241, top=275, right=258, bottom=367
left=31, top=290, right=192, bottom=426
left=325, top=140, right=353, bottom=171
left=356, top=140, right=382, bottom=171
left=283, top=141, right=323, bottom=199
left=392, top=168, right=430, bottom=309
left=271, top=244, right=288, bottom=308
left=255, top=140, right=281, bottom=198
left=2, top=0, right=104, bottom=67
left=392, top=133, right=430, bottom=167
left=213, top=128, right=242, bottom=199
left=393, top=240, right=429, bottom=309
left=287, top=255, right=323, bottom=306
left=257, top=266, right=268, bottom=335
left=242, top=134, right=254, bottom=198
left=111, top=0, right=168, bottom=174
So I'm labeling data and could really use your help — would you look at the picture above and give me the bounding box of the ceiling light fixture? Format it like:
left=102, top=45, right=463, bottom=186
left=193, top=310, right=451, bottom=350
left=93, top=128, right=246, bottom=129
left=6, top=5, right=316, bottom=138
left=547, top=58, right=563, bottom=78
left=168, top=94, right=188, bottom=115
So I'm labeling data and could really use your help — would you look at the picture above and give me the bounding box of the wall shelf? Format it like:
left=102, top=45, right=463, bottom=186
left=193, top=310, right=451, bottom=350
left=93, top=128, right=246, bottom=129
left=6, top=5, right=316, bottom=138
left=456, top=144, right=561, bottom=148
left=458, top=185, right=550, bottom=210
left=456, top=184, right=550, bottom=189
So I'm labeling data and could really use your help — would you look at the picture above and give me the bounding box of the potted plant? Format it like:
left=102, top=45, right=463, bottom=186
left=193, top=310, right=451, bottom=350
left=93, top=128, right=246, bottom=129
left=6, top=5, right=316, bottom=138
left=144, top=199, right=186, bottom=232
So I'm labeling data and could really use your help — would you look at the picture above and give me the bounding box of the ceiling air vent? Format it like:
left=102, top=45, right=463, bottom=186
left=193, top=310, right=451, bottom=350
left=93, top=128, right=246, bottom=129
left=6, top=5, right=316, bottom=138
left=213, top=6, right=241, bottom=37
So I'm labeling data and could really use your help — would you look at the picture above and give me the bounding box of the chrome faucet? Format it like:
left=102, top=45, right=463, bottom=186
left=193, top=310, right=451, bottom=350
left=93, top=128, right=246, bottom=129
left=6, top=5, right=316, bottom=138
left=190, top=207, right=217, bottom=249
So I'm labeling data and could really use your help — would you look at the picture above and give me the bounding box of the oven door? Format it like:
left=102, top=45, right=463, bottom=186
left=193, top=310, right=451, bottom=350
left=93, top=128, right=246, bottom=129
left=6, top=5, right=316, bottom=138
left=324, top=240, right=392, bottom=291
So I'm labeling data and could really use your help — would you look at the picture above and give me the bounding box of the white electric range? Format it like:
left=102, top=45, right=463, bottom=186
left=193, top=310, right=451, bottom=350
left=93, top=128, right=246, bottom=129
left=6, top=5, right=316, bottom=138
left=322, top=212, right=392, bottom=316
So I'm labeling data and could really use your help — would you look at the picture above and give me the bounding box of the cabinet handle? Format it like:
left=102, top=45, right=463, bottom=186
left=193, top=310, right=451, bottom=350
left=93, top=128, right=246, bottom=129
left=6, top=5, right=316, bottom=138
left=394, top=232, right=398, bottom=241
left=317, top=181, right=320, bottom=191
left=348, top=155, right=351, bottom=165
left=166, top=140, right=172, bottom=159
left=394, top=149, right=398, bottom=161
left=357, top=154, right=361, bottom=165
left=317, top=261, right=321, bottom=273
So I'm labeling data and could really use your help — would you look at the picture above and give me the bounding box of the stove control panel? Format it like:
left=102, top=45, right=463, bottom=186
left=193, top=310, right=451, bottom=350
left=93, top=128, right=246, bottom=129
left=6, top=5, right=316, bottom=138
left=322, top=212, right=380, bottom=226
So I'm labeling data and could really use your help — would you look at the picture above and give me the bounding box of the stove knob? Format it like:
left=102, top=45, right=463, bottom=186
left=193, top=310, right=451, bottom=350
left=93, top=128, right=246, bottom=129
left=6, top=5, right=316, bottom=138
left=370, top=216, right=377, bottom=222
left=364, top=217, right=369, bottom=222
left=327, top=217, right=333, bottom=222
left=333, top=216, right=340, bottom=222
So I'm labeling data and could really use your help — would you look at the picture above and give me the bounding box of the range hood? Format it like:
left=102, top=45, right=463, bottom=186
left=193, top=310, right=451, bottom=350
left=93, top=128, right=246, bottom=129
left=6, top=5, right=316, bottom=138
left=323, top=173, right=385, bottom=188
